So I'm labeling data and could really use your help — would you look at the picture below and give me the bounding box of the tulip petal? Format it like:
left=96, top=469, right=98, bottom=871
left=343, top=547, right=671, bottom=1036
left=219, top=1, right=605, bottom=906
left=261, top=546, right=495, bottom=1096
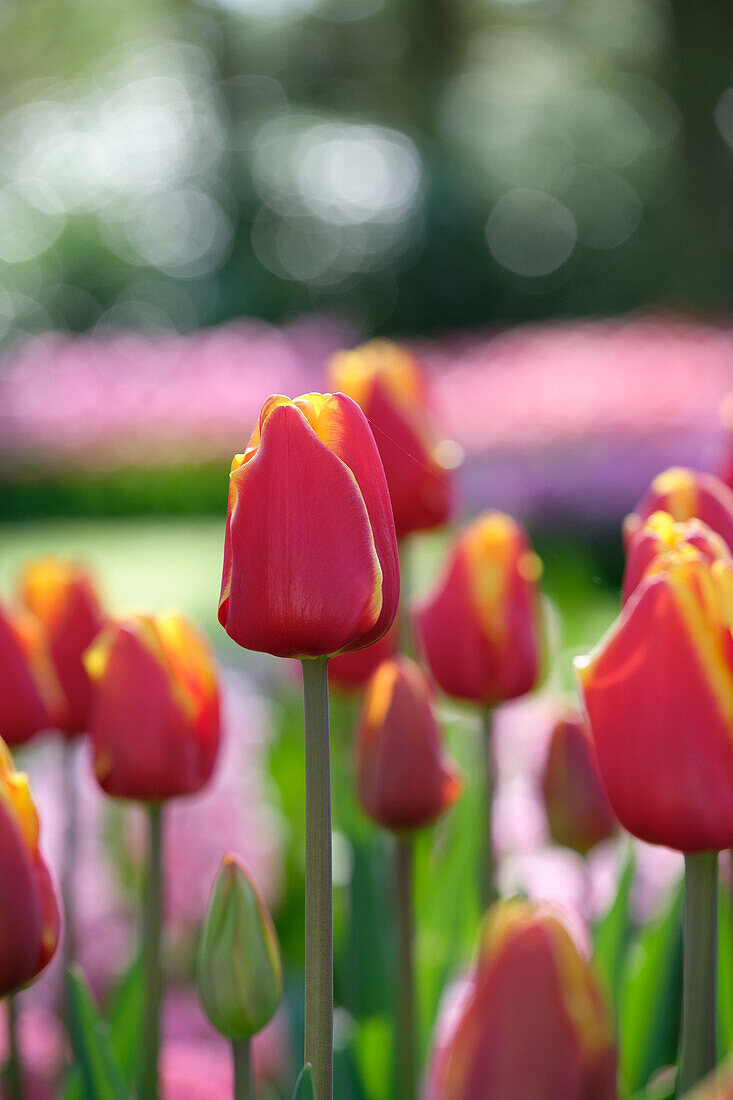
left=221, top=402, right=385, bottom=658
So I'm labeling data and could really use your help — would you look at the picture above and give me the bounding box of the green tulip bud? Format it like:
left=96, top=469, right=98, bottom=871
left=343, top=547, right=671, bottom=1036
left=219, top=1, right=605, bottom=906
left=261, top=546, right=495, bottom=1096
left=197, top=853, right=283, bottom=1040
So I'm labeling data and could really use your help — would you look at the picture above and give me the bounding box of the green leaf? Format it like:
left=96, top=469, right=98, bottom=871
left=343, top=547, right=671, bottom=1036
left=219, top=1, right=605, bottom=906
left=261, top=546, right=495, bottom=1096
left=106, top=954, right=145, bottom=1084
left=619, top=881, right=684, bottom=1096
left=65, top=967, right=129, bottom=1100
left=718, top=875, right=733, bottom=1057
left=593, top=845, right=635, bottom=1012
left=293, top=1063, right=316, bottom=1100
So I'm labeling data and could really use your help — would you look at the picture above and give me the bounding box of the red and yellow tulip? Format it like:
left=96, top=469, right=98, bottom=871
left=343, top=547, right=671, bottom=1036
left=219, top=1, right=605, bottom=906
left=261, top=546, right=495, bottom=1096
left=0, top=740, right=60, bottom=997
left=416, top=512, right=543, bottom=706
left=356, top=656, right=462, bottom=832
left=577, top=518, right=733, bottom=850
left=624, top=467, right=733, bottom=553
left=85, top=612, right=220, bottom=802
left=329, top=340, right=455, bottom=538
left=19, top=558, right=105, bottom=736
left=541, top=710, right=617, bottom=856
left=427, top=900, right=616, bottom=1100
left=0, top=600, right=62, bottom=747
left=219, top=392, right=399, bottom=659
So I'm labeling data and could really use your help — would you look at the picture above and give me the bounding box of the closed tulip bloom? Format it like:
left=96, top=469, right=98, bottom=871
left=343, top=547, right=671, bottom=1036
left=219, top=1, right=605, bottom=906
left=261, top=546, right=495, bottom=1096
left=329, top=340, right=456, bottom=537
left=19, top=558, right=105, bottom=736
left=0, top=740, right=60, bottom=996
left=219, top=392, right=399, bottom=659
left=85, top=612, right=220, bottom=802
left=576, top=527, right=733, bottom=851
left=328, top=621, right=397, bottom=693
left=356, top=657, right=462, bottom=832
left=427, top=901, right=616, bottom=1100
left=541, top=712, right=616, bottom=856
left=416, top=513, right=543, bottom=706
left=0, top=600, right=62, bottom=747
left=622, top=511, right=728, bottom=604
left=624, top=467, right=733, bottom=553
left=198, top=854, right=282, bottom=1041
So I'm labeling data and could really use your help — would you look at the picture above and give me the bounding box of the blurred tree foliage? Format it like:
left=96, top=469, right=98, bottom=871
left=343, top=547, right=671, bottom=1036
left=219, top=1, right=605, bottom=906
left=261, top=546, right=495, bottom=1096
left=0, top=0, right=729, bottom=343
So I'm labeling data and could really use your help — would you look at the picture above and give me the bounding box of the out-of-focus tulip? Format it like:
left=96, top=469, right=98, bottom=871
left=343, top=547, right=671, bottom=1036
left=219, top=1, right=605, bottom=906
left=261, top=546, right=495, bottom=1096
left=84, top=612, right=220, bottom=802
left=0, top=600, right=62, bottom=747
left=328, top=621, right=397, bottom=693
left=198, top=855, right=282, bottom=1041
left=415, top=512, right=543, bottom=706
left=622, top=511, right=728, bottom=604
left=219, top=392, right=399, bottom=659
left=329, top=340, right=457, bottom=538
left=427, top=900, right=616, bottom=1100
left=624, top=467, right=733, bottom=553
left=577, top=524, right=733, bottom=851
left=356, top=657, right=462, bottom=832
left=0, top=740, right=60, bottom=996
left=19, top=558, right=105, bottom=736
left=541, top=711, right=616, bottom=856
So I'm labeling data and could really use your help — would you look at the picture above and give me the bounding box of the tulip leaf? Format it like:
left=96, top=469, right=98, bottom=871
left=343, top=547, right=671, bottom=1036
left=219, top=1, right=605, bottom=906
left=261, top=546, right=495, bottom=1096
left=65, top=967, right=129, bottom=1100
left=619, top=881, right=684, bottom=1095
left=106, top=954, right=145, bottom=1084
left=292, top=1064, right=316, bottom=1100
left=718, top=874, right=733, bottom=1057
left=593, top=845, right=635, bottom=1012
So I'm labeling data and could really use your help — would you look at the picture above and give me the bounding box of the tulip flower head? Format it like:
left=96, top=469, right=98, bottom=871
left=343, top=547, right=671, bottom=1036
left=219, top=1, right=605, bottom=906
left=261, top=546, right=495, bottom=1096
left=416, top=512, right=544, bottom=706
left=0, top=599, right=62, bottom=747
left=577, top=520, right=733, bottom=850
left=19, top=558, right=105, bottom=736
left=219, top=392, right=399, bottom=660
left=329, top=340, right=457, bottom=538
left=0, top=739, right=60, bottom=996
left=622, top=510, right=729, bottom=605
left=85, top=612, right=220, bottom=802
left=356, top=656, right=462, bottom=832
left=198, top=854, right=283, bottom=1042
left=427, top=900, right=616, bottom=1100
left=541, top=711, right=616, bottom=856
left=624, top=467, right=733, bottom=554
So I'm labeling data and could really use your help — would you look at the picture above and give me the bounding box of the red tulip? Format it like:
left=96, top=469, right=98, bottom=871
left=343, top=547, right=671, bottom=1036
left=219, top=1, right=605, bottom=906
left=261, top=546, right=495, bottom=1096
left=219, top=392, right=399, bottom=659
left=0, top=600, right=63, bottom=747
left=622, top=510, right=727, bottom=604
left=328, top=621, right=397, bottom=693
left=624, top=467, right=733, bottom=553
left=541, top=711, right=616, bottom=855
left=85, top=613, right=220, bottom=802
left=328, top=341, right=457, bottom=538
left=356, top=656, right=462, bottom=832
left=577, top=525, right=733, bottom=850
left=0, top=739, right=60, bottom=996
left=415, top=512, right=543, bottom=705
left=19, top=558, right=105, bottom=736
left=427, top=900, right=616, bottom=1100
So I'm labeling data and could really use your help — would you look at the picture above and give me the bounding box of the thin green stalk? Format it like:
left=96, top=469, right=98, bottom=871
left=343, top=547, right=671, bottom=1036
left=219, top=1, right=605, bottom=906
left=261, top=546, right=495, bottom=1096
left=301, top=656, right=333, bottom=1100
left=397, top=538, right=413, bottom=655
left=394, top=837, right=417, bottom=1100
left=232, top=1038, right=254, bottom=1100
left=677, top=850, right=718, bottom=1096
left=140, top=804, right=164, bottom=1100
left=481, top=709, right=497, bottom=910
left=4, top=995, right=24, bottom=1100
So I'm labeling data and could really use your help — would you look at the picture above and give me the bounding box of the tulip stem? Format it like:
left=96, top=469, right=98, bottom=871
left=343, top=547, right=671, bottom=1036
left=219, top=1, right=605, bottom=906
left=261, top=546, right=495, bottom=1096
left=301, top=656, right=333, bottom=1100
left=140, top=803, right=164, bottom=1100
left=4, top=995, right=24, bottom=1100
left=481, top=709, right=497, bottom=910
left=232, top=1038, right=254, bottom=1100
left=678, top=850, right=718, bottom=1096
left=394, top=836, right=417, bottom=1100
left=397, top=538, right=413, bottom=654
left=61, top=738, right=78, bottom=987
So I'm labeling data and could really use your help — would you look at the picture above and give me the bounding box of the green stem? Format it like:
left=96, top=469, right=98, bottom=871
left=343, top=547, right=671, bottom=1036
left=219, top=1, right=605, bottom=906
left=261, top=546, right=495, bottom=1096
left=4, top=995, right=24, bottom=1100
left=394, top=837, right=417, bottom=1100
left=140, top=804, right=164, bottom=1100
left=397, top=538, right=413, bottom=655
left=232, top=1037, right=254, bottom=1100
left=301, top=657, right=333, bottom=1100
left=677, top=850, right=718, bottom=1096
left=480, top=709, right=497, bottom=910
